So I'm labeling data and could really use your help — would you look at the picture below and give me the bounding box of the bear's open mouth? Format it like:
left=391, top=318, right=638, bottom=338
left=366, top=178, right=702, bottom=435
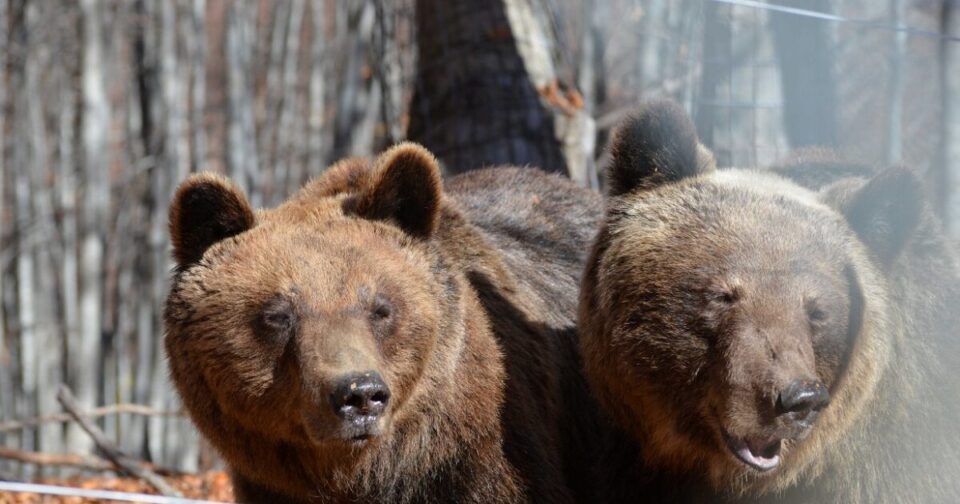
left=722, top=431, right=782, bottom=472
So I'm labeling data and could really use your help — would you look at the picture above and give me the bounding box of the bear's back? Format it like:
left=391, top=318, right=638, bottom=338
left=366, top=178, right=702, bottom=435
left=445, top=167, right=607, bottom=503
left=445, top=167, right=604, bottom=324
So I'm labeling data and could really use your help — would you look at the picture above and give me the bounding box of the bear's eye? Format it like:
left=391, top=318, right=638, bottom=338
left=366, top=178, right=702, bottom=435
left=711, top=288, right=740, bottom=305
left=805, top=299, right=828, bottom=324
left=370, top=295, right=393, bottom=322
left=256, top=296, right=297, bottom=339
left=263, top=310, right=293, bottom=328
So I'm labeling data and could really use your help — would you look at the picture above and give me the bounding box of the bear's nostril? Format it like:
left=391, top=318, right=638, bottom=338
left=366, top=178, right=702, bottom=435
left=330, top=371, right=391, bottom=420
left=370, top=390, right=389, bottom=405
left=777, top=379, right=830, bottom=421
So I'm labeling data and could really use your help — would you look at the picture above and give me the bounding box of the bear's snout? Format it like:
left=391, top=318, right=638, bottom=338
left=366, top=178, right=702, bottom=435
left=776, top=379, right=829, bottom=428
left=330, top=371, right=391, bottom=426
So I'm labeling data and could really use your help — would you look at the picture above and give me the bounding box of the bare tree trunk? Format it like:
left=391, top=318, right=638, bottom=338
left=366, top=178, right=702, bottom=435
left=190, top=0, right=207, bottom=173
left=769, top=0, right=838, bottom=149
left=157, top=2, right=197, bottom=470
left=332, top=0, right=380, bottom=160
left=575, top=0, right=600, bottom=189
left=306, top=0, right=329, bottom=178
left=373, top=0, right=403, bottom=146
left=260, top=0, right=291, bottom=204
left=0, top=0, right=10, bottom=471
left=23, top=2, right=63, bottom=469
left=0, top=0, right=24, bottom=478
left=408, top=0, right=571, bottom=176
left=147, top=0, right=168, bottom=463
left=944, top=1, right=960, bottom=239
left=74, top=0, right=108, bottom=458
left=278, top=0, right=306, bottom=198
left=886, top=0, right=906, bottom=164
left=127, top=0, right=157, bottom=462
left=56, top=60, right=80, bottom=475
left=640, top=0, right=667, bottom=92
left=695, top=0, right=729, bottom=162
left=14, top=108, right=36, bottom=469
left=226, top=1, right=260, bottom=205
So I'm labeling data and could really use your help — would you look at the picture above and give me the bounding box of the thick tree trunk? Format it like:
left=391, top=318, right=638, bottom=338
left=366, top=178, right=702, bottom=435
left=408, top=0, right=571, bottom=176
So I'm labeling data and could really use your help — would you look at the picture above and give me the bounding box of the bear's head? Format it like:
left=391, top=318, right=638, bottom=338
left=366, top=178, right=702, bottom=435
left=581, top=100, right=923, bottom=493
left=164, top=144, right=485, bottom=489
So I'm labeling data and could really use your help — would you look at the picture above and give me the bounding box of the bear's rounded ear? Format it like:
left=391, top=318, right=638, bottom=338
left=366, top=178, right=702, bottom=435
left=839, top=167, right=924, bottom=268
left=607, top=99, right=713, bottom=197
left=351, top=142, right=442, bottom=239
left=169, top=173, right=255, bottom=267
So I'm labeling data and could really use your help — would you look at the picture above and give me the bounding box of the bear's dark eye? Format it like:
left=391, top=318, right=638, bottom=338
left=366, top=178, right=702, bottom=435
left=711, top=288, right=740, bottom=305
left=256, top=296, right=297, bottom=341
left=370, top=295, right=393, bottom=322
left=263, top=310, right=293, bottom=328
left=805, top=299, right=828, bottom=324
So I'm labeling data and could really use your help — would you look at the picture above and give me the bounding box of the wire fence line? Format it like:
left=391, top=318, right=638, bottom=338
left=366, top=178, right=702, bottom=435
left=714, top=0, right=960, bottom=42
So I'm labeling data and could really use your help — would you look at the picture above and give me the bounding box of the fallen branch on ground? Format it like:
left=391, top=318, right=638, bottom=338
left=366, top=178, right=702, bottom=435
left=56, top=385, right=183, bottom=497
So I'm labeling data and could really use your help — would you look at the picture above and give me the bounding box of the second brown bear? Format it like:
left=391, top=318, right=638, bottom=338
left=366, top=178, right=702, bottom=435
left=580, top=100, right=960, bottom=503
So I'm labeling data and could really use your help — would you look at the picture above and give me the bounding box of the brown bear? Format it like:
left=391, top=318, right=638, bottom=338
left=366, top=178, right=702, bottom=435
left=164, top=143, right=605, bottom=503
left=579, top=100, right=960, bottom=503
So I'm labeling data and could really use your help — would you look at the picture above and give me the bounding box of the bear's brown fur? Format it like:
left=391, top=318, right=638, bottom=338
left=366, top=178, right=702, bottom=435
left=579, top=100, right=960, bottom=503
left=164, top=143, right=604, bottom=503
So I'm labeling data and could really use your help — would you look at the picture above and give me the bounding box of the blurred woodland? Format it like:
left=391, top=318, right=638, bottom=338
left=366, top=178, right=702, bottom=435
left=0, top=0, right=959, bottom=492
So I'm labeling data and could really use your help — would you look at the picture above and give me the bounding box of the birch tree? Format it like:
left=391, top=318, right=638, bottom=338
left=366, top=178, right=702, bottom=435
left=74, top=0, right=108, bottom=457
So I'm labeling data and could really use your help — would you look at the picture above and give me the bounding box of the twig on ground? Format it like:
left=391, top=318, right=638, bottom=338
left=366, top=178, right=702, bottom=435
left=56, top=384, right=183, bottom=497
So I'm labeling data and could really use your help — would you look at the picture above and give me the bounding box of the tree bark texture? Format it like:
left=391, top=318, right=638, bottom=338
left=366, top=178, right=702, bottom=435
left=408, top=0, right=568, bottom=175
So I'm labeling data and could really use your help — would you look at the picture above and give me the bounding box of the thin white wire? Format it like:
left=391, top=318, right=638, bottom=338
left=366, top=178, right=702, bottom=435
left=713, top=0, right=960, bottom=42
left=0, top=481, right=230, bottom=504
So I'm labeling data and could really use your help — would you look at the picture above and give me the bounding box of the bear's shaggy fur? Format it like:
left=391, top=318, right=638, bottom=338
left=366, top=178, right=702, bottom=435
left=579, top=100, right=960, bottom=503
left=164, top=143, right=604, bottom=503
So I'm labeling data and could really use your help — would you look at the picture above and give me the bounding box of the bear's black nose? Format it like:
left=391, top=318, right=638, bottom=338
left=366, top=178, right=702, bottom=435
left=330, top=371, right=390, bottom=422
left=777, top=379, right=829, bottom=424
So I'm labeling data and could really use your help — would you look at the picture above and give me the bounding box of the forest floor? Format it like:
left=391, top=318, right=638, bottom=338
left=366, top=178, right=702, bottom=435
left=0, top=472, right=234, bottom=503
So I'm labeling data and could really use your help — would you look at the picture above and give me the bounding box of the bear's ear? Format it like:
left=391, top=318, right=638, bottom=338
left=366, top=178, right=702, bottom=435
left=840, top=167, right=924, bottom=268
left=169, top=173, right=255, bottom=267
left=351, top=142, right=442, bottom=239
left=607, top=99, right=712, bottom=197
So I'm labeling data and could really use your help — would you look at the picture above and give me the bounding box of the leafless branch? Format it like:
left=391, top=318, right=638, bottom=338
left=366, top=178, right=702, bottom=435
left=56, top=385, right=182, bottom=497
